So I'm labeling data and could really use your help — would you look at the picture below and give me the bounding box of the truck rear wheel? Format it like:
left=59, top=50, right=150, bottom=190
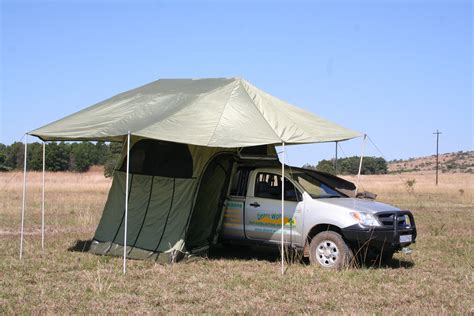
left=309, top=231, right=353, bottom=270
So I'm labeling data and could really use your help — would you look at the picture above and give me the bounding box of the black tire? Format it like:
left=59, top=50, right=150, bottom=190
left=380, top=250, right=395, bottom=264
left=309, top=231, right=353, bottom=270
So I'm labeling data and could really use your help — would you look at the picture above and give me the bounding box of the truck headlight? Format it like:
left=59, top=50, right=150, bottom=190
left=350, top=212, right=382, bottom=227
left=404, top=214, right=411, bottom=227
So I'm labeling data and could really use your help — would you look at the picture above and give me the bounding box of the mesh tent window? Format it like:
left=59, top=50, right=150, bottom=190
left=120, top=139, right=193, bottom=178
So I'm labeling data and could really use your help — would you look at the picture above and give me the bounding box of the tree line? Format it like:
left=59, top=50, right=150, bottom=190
left=303, top=156, right=388, bottom=175
left=0, top=141, right=123, bottom=176
left=0, top=141, right=388, bottom=177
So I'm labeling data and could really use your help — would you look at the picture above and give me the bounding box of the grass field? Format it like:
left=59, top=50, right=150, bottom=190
left=1, top=170, right=473, bottom=313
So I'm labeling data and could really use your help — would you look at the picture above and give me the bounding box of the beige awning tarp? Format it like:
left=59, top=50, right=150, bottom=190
left=29, top=77, right=362, bottom=146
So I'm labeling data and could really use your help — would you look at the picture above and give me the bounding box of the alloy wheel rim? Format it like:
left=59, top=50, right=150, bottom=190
left=316, top=240, right=339, bottom=267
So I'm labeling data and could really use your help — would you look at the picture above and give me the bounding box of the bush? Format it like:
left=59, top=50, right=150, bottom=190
left=103, top=142, right=123, bottom=177
left=307, top=156, right=388, bottom=175
left=405, top=179, right=416, bottom=193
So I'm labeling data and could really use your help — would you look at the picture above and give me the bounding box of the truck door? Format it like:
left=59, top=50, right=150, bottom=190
left=220, top=168, right=250, bottom=240
left=245, top=171, right=303, bottom=245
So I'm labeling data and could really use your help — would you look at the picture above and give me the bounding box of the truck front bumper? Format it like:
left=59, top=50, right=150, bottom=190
left=341, top=211, right=417, bottom=252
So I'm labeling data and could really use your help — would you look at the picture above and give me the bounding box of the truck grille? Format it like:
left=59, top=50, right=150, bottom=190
left=377, top=212, right=410, bottom=228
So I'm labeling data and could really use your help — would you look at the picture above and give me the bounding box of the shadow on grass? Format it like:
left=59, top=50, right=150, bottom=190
left=379, top=258, right=415, bottom=269
left=209, top=244, right=415, bottom=269
left=68, top=240, right=280, bottom=263
left=67, top=240, right=414, bottom=269
left=357, top=257, right=415, bottom=269
left=68, top=240, right=92, bottom=252
left=208, top=244, right=280, bottom=263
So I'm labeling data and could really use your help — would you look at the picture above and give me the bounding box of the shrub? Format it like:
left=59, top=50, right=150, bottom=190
left=405, top=179, right=416, bottom=193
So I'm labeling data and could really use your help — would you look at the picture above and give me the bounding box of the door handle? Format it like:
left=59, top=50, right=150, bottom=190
left=250, top=202, right=260, bottom=208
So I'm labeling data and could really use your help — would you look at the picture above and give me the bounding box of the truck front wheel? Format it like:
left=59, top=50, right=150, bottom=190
left=309, top=231, right=353, bottom=270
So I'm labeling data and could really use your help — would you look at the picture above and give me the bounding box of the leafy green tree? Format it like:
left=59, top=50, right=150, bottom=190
left=45, top=142, right=70, bottom=171
left=311, top=156, right=388, bottom=175
left=0, top=143, right=9, bottom=171
left=0, top=141, right=124, bottom=174
left=4, top=142, right=24, bottom=170
left=95, top=141, right=108, bottom=165
left=104, top=142, right=124, bottom=177
left=315, top=159, right=336, bottom=174
left=28, top=142, right=43, bottom=171
left=69, top=142, right=97, bottom=172
left=338, top=156, right=359, bottom=174
left=302, top=163, right=315, bottom=170
left=374, top=157, right=388, bottom=174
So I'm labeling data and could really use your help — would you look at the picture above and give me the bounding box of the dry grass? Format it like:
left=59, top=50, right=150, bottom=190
left=0, top=170, right=473, bottom=314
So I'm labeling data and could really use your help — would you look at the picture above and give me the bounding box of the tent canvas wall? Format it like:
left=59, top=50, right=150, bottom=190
left=89, top=137, right=276, bottom=262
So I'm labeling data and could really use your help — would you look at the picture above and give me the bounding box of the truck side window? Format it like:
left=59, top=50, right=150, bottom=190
left=230, top=168, right=250, bottom=197
left=255, top=172, right=301, bottom=201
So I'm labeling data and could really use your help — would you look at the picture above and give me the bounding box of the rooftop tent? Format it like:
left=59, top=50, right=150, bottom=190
left=28, top=77, right=362, bottom=265
left=29, top=78, right=360, bottom=145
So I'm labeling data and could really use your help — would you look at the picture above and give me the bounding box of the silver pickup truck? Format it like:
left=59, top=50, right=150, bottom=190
left=219, top=162, right=417, bottom=269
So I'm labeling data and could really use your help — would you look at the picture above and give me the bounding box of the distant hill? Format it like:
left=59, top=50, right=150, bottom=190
left=388, top=151, right=474, bottom=174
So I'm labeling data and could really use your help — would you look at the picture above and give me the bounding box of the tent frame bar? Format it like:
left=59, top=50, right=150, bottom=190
left=123, top=131, right=131, bottom=274
left=281, top=142, right=285, bottom=275
left=19, top=138, right=47, bottom=257
left=20, top=134, right=28, bottom=259
left=41, top=141, right=45, bottom=249
left=355, top=134, right=367, bottom=196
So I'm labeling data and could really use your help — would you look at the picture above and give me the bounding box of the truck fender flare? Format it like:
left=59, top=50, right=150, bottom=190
left=303, top=223, right=343, bottom=257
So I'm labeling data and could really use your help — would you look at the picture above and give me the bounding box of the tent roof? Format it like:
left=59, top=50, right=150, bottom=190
left=29, top=77, right=362, bottom=147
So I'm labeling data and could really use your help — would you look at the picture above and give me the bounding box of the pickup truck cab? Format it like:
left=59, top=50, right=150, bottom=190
left=219, top=162, right=417, bottom=269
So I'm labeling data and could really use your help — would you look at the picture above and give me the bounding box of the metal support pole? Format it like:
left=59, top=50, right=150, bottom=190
left=433, top=130, right=442, bottom=186
left=123, top=131, right=131, bottom=274
left=41, top=141, right=45, bottom=249
left=355, top=134, right=367, bottom=197
left=20, top=134, right=28, bottom=259
left=281, top=142, right=285, bottom=275
left=334, top=141, right=338, bottom=174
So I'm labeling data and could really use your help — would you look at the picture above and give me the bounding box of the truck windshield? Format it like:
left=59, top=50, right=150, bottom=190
left=291, top=172, right=344, bottom=199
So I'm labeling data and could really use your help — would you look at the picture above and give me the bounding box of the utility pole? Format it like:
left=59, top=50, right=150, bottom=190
left=334, top=141, right=338, bottom=174
left=433, top=130, right=442, bottom=185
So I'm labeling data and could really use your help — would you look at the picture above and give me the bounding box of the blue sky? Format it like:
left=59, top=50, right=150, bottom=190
left=1, top=0, right=472, bottom=166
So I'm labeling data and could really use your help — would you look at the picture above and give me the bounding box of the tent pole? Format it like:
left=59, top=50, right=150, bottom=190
left=355, top=134, right=367, bottom=196
left=41, top=141, right=45, bottom=250
left=20, top=134, right=28, bottom=259
left=281, top=142, right=285, bottom=275
left=123, top=131, right=131, bottom=274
